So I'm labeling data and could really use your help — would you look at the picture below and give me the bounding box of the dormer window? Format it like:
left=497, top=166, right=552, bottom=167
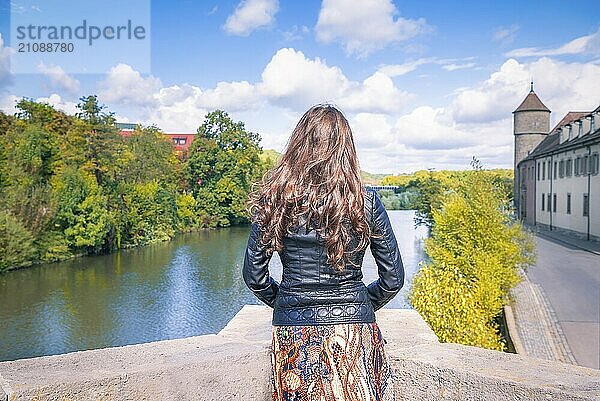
left=567, top=124, right=573, bottom=140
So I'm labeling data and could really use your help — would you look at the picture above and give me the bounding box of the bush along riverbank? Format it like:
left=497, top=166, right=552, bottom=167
left=409, top=158, right=536, bottom=351
left=0, top=97, right=272, bottom=273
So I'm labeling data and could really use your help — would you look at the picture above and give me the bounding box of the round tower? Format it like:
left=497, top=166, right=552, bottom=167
left=513, top=82, right=550, bottom=209
left=513, top=82, right=551, bottom=167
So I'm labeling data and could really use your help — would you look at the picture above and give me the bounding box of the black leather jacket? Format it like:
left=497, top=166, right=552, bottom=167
left=242, top=187, right=404, bottom=326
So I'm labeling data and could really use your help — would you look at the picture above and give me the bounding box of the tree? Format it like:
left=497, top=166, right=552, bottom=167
left=51, top=166, right=110, bottom=253
left=119, top=125, right=178, bottom=184
left=186, top=110, right=266, bottom=227
left=75, top=95, right=122, bottom=187
left=0, top=210, right=37, bottom=272
left=409, top=160, right=535, bottom=351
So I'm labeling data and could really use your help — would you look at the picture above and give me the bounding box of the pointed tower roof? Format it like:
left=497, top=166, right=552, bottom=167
left=513, top=82, right=550, bottom=113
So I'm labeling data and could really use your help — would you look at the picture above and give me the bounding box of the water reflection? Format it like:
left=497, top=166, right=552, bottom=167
left=0, top=210, right=427, bottom=361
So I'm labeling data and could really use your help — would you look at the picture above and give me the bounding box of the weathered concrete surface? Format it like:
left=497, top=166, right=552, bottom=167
left=0, top=332, right=271, bottom=401
left=1, top=305, right=599, bottom=400
left=0, top=380, right=5, bottom=401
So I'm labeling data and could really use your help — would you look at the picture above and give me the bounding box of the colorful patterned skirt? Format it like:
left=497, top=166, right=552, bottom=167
left=270, top=322, right=395, bottom=401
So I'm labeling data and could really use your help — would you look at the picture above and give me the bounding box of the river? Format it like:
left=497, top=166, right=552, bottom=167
left=0, top=210, right=428, bottom=361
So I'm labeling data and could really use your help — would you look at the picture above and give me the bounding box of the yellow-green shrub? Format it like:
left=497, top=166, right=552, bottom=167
left=409, top=164, right=535, bottom=351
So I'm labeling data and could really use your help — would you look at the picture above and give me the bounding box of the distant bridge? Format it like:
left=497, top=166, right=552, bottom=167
left=365, top=185, right=400, bottom=191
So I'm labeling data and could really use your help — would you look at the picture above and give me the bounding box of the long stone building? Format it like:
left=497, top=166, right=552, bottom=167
left=514, top=85, right=600, bottom=241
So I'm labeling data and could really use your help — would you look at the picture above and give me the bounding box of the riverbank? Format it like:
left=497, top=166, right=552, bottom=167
left=0, top=224, right=233, bottom=275
left=0, top=210, right=428, bottom=362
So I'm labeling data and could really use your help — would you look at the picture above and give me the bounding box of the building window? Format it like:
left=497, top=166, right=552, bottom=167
left=553, top=193, right=557, bottom=213
left=567, top=193, right=571, bottom=214
left=583, top=193, right=589, bottom=217
left=574, top=157, right=580, bottom=176
left=566, top=159, right=573, bottom=177
left=542, top=162, right=546, bottom=180
left=547, top=193, right=551, bottom=212
left=537, top=162, right=540, bottom=180
left=583, top=155, right=589, bottom=175
left=542, top=193, right=545, bottom=211
left=553, top=161, right=557, bottom=179
left=559, top=160, right=564, bottom=178
left=592, top=153, right=599, bottom=175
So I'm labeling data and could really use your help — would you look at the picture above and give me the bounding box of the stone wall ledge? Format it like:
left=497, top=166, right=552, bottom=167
left=1, top=305, right=598, bottom=400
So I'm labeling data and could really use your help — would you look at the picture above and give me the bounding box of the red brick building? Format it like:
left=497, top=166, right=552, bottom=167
left=116, top=122, right=195, bottom=153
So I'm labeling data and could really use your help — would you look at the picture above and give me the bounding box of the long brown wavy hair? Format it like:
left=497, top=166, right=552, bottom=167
left=246, top=104, right=371, bottom=271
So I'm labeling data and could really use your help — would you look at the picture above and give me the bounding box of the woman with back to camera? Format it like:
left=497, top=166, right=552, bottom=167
left=243, top=104, right=404, bottom=401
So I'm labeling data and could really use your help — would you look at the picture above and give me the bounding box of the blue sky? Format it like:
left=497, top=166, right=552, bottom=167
left=0, top=0, right=599, bottom=174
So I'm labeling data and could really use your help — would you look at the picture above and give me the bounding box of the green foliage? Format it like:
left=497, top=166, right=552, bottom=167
left=381, top=168, right=514, bottom=225
left=409, top=161, right=535, bottom=351
left=360, top=171, right=389, bottom=185
left=118, top=125, right=178, bottom=184
left=186, top=110, right=267, bottom=227
left=0, top=210, right=37, bottom=272
left=120, top=180, right=178, bottom=246
left=51, top=166, right=110, bottom=253
left=0, top=98, right=273, bottom=272
left=176, top=192, right=198, bottom=230
left=377, top=189, right=419, bottom=210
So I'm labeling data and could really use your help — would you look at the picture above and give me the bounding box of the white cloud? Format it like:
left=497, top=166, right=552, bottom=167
left=224, top=0, right=279, bottom=36
left=377, top=57, right=476, bottom=76
left=506, top=27, right=600, bottom=57
left=351, top=113, right=394, bottom=150
left=0, top=33, right=14, bottom=90
left=259, top=48, right=412, bottom=113
left=315, top=0, right=429, bottom=57
left=442, top=62, right=476, bottom=71
left=0, top=93, right=79, bottom=115
left=13, top=47, right=590, bottom=174
left=98, top=63, right=162, bottom=107
left=352, top=109, right=515, bottom=174
left=451, top=57, right=600, bottom=124
left=34, top=94, right=79, bottom=115
left=149, top=81, right=261, bottom=131
left=493, top=25, right=519, bottom=44
left=37, top=62, right=80, bottom=94
left=207, top=5, right=219, bottom=16
left=282, top=25, right=310, bottom=41
left=377, top=58, right=435, bottom=77
left=392, top=106, right=477, bottom=150
left=0, top=94, right=19, bottom=114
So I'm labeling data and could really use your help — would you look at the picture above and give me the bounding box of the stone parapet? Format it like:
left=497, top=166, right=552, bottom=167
left=1, top=305, right=598, bottom=400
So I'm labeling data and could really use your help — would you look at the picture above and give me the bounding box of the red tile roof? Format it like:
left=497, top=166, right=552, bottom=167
left=513, top=90, right=550, bottom=113
left=550, top=111, right=590, bottom=133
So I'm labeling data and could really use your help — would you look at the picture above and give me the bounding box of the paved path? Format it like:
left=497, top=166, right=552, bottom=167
left=514, top=233, right=600, bottom=369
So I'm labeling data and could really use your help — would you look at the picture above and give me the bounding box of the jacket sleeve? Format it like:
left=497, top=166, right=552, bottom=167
left=242, top=221, right=279, bottom=308
left=366, top=191, right=405, bottom=311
